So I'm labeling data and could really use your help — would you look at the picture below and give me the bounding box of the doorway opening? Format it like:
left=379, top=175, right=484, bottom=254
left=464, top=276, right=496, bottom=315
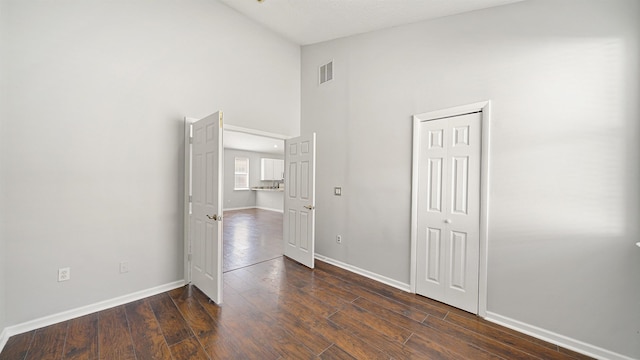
left=223, top=126, right=287, bottom=272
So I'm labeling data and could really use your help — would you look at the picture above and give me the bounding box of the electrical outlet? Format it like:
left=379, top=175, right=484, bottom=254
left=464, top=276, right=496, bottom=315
left=336, top=235, right=342, bottom=244
left=119, top=262, right=129, bottom=274
left=58, top=267, right=70, bottom=282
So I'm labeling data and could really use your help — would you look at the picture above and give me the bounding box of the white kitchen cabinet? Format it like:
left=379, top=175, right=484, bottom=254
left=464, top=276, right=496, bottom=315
left=273, top=159, right=284, bottom=180
left=260, top=158, right=284, bottom=180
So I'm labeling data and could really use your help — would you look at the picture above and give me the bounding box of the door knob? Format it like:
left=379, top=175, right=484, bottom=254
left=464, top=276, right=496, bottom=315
left=303, top=205, right=315, bottom=210
left=444, top=219, right=452, bottom=224
left=206, top=214, right=222, bottom=221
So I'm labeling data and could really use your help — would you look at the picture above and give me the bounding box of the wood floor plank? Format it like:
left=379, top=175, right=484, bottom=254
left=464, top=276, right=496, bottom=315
left=405, top=333, right=500, bottom=360
left=169, top=286, right=220, bottom=347
left=149, top=292, right=193, bottom=345
left=313, top=265, right=448, bottom=319
left=63, top=313, right=98, bottom=360
left=422, top=315, right=540, bottom=360
left=241, top=310, right=316, bottom=360
left=125, top=299, right=172, bottom=360
left=328, top=310, right=432, bottom=360
left=310, top=317, right=390, bottom=360
left=314, top=260, right=413, bottom=303
left=443, top=311, right=576, bottom=360
left=191, top=291, right=280, bottom=359
left=372, top=288, right=450, bottom=320
left=558, top=346, right=597, bottom=360
left=352, top=296, right=428, bottom=332
left=316, top=260, right=456, bottom=319
left=240, top=288, right=332, bottom=355
left=98, top=307, right=136, bottom=360
left=0, top=331, right=34, bottom=360
left=334, top=302, right=412, bottom=343
left=318, top=345, right=357, bottom=360
left=169, top=337, right=210, bottom=360
left=196, top=284, right=306, bottom=360
left=223, top=208, right=283, bottom=273
left=349, top=297, right=501, bottom=359
left=25, top=322, right=68, bottom=360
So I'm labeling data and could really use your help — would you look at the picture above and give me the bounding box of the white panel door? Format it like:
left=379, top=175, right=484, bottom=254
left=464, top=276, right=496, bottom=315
left=190, top=111, right=223, bottom=304
left=416, top=112, right=481, bottom=313
left=283, top=133, right=316, bottom=268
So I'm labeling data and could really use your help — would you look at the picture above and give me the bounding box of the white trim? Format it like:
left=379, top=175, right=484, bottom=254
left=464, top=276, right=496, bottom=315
left=478, top=102, right=491, bottom=317
left=315, top=254, right=411, bottom=292
left=0, top=327, right=9, bottom=353
left=223, top=206, right=283, bottom=213
left=0, top=280, right=185, bottom=353
left=223, top=206, right=257, bottom=212
left=255, top=206, right=284, bottom=213
left=485, top=312, right=635, bottom=360
left=184, top=117, right=194, bottom=284
left=410, top=101, right=491, bottom=317
left=224, top=124, right=291, bottom=140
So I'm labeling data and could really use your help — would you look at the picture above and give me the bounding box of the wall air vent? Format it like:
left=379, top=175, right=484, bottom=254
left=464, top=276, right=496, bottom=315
left=319, top=61, right=333, bottom=85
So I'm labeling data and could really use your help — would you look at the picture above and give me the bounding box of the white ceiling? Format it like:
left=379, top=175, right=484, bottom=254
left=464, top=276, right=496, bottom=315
left=224, top=130, right=284, bottom=155
left=221, top=0, right=523, bottom=153
left=218, top=0, right=523, bottom=45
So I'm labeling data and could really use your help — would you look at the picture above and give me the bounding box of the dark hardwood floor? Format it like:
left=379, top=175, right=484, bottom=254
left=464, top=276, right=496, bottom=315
left=223, top=208, right=283, bottom=273
left=1, top=208, right=593, bottom=359
left=1, top=257, right=592, bottom=359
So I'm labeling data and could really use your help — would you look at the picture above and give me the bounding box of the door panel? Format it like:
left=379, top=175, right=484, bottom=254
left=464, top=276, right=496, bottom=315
left=416, top=112, right=481, bottom=314
left=452, top=156, right=469, bottom=214
left=426, top=228, right=441, bottom=282
left=450, top=230, right=467, bottom=290
left=428, top=158, right=443, bottom=212
left=190, top=111, right=223, bottom=304
left=283, top=134, right=316, bottom=268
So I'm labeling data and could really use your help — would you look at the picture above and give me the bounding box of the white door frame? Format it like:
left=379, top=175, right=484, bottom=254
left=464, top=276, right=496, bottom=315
left=224, top=124, right=291, bottom=142
left=183, top=121, right=292, bottom=282
left=410, top=101, right=491, bottom=317
left=184, top=117, right=195, bottom=283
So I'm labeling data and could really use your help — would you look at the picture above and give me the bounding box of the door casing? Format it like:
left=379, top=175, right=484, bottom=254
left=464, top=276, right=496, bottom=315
left=410, top=101, right=491, bottom=317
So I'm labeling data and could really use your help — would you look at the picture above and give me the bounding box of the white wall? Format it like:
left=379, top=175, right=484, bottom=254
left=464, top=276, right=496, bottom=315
left=301, top=0, right=639, bottom=358
left=256, top=191, right=284, bottom=212
left=223, top=149, right=283, bottom=210
left=0, top=0, right=7, bottom=338
left=0, top=235, right=5, bottom=337
left=0, top=0, right=299, bottom=328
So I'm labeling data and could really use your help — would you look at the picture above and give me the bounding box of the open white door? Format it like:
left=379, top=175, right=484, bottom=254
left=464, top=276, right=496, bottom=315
left=188, top=111, right=223, bottom=304
left=283, top=133, right=316, bottom=268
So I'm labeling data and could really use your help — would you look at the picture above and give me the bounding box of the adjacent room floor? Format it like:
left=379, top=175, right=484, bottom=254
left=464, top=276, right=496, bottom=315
left=223, top=208, right=283, bottom=273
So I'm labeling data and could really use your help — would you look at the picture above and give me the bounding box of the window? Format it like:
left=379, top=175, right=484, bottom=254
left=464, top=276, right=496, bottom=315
left=234, top=157, right=249, bottom=190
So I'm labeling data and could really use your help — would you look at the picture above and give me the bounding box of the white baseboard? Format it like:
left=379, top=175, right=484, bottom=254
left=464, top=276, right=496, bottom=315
left=223, top=206, right=283, bottom=213
left=0, top=327, right=8, bottom=354
left=485, top=311, right=635, bottom=360
left=314, top=254, right=411, bottom=292
left=0, top=280, right=185, bottom=354
left=223, top=206, right=256, bottom=211
left=254, top=206, right=283, bottom=213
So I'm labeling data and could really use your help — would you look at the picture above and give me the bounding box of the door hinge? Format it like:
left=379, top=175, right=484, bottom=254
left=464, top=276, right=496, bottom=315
left=189, top=195, right=192, bottom=202
left=187, top=254, right=192, bottom=261
left=189, top=136, right=193, bottom=144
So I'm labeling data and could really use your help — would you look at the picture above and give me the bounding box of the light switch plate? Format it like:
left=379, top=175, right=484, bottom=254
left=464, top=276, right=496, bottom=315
left=334, top=187, right=342, bottom=196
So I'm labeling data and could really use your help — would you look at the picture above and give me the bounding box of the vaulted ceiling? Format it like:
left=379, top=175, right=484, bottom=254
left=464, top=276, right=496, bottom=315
left=217, top=0, right=523, bottom=45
